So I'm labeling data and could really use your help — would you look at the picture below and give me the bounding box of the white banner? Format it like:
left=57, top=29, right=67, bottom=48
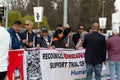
left=99, top=17, right=107, bottom=29
left=24, top=49, right=111, bottom=80
left=33, top=7, right=44, bottom=22
left=40, top=49, right=86, bottom=80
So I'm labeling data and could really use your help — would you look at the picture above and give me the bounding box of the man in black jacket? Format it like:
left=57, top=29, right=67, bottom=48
left=22, top=20, right=38, bottom=48
left=82, top=23, right=106, bottom=80
left=72, top=25, right=84, bottom=45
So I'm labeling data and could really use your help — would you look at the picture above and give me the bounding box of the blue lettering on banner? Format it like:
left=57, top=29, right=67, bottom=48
left=71, top=70, right=87, bottom=75
left=74, top=78, right=86, bottom=80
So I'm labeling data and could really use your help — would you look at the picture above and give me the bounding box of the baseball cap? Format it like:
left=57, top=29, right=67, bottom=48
left=41, top=27, right=48, bottom=32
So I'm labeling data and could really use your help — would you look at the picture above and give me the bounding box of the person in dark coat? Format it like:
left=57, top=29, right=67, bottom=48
left=22, top=20, right=38, bottom=48
left=82, top=23, right=106, bottom=80
left=72, top=25, right=85, bottom=45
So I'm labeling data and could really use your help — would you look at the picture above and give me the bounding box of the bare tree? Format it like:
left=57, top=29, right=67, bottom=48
left=10, top=0, right=115, bottom=31
left=79, top=0, right=115, bottom=31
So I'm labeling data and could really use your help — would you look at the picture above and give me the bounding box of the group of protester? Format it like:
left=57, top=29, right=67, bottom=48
left=8, top=19, right=87, bottom=50
left=0, top=14, right=120, bottom=80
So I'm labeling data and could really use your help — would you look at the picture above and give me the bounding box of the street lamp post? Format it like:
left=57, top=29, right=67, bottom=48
left=5, top=0, right=11, bottom=29
left=63, top=0, right=68, bottom=26
left=101, top=0, right=106, bottom=33
left=38, top=0, right=40, bottom=28
left=102, top=1, right=105, bottom=17
left=5, top=3, right=8, bottom=29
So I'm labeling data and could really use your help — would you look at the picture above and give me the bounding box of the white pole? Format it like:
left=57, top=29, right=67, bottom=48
left=102, top=1, right=105, bottom=33
left=5, top=0, right=11, bottom=29
left=102, top=1, right=105, bottom=17
left=63, top=0, right=68, bottom=26
left=38, top=0, right=40, bottom=28
left=5, top=3, right=8, bottom=29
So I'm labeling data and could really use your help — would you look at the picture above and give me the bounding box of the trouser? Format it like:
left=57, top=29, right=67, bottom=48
left=0, top=71, right=7, bottom=80
left=86, top=64, right=102, bottom=80
left=108, top=60, right=120, bottom=80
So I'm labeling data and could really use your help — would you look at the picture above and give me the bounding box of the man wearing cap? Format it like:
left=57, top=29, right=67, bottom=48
left=0, top=16, right=10, bottom=80
left=8, top=20, right=28, bottom=49
left=37, top=27, right=51, bottom=48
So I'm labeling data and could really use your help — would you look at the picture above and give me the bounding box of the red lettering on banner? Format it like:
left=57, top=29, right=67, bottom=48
left=64, top=53, right=84, bottom=59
